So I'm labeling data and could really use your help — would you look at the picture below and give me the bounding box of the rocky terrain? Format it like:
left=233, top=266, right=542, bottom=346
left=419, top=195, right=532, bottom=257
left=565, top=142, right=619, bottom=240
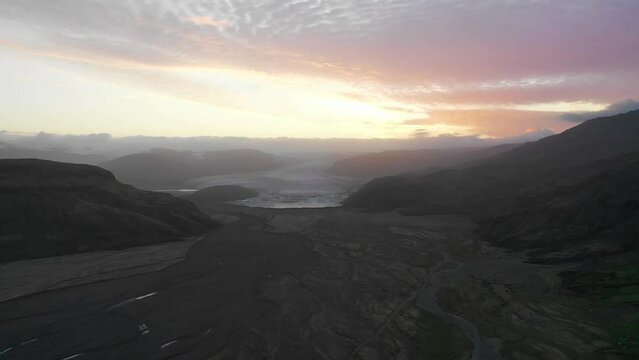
left=1, top=113, right=638, bottom=358
left=0, top=159, right=218, bottom=262
left=345, top=110, right=639, bottom=357
left=0, top=204, right=614, bottom=360
left=0, top=237, right=201, bottom=303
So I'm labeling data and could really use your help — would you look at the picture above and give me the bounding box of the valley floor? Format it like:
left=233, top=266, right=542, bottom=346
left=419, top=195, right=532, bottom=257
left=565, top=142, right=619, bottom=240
left=0, top=205, right=616, bottom=360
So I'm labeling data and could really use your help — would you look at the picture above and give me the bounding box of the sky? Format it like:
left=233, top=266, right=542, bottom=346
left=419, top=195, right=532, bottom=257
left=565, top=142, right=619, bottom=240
left=1, top=0, right=638, bottom=140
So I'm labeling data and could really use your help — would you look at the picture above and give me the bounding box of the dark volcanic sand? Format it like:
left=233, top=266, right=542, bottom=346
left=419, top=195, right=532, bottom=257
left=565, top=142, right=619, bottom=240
left=0, top=206, right=611, bottom=360
left=0, top=214, right=316, bottom=359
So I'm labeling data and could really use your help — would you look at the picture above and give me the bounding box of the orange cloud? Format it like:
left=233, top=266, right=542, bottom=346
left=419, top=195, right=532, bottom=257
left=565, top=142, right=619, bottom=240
left=420, top=109, right=571, bottom=137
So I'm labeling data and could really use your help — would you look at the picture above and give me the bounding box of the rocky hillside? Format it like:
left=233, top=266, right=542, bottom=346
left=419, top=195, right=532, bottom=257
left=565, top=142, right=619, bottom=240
left=478, top=152, right=639, bottom=256
left=0, top=159, right=218, bottom=262
left=345, top=110, right=639, bottom=258
left=345, top=111, right=639, bottom=355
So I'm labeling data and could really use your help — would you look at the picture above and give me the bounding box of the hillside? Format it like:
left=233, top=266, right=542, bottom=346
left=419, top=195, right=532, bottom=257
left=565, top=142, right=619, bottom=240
left=478, top=152, right=639, bottom=256
left=345, top=110, right=639, bottom=257
left=101, top=148, right=282, bottom=189
left=0, top=159, right=218, bottom=262
left=328, top=144, right=518, bottom=178
left=344, top=111, right=639, bottom=355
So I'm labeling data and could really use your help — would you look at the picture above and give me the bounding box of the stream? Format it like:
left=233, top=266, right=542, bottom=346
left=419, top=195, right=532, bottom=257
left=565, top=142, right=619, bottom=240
left=396, top=228, right=500, bottom=359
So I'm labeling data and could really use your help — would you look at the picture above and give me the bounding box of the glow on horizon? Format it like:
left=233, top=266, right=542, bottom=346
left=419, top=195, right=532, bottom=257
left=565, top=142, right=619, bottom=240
left=1, top=48, right=435, bottom=138
left=1, top=1, right=638, bottom=140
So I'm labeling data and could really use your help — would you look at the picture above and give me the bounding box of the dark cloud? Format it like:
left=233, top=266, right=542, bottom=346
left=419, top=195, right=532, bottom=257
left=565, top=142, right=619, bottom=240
left=411, top=129, right=432, bottom=138
left=560, top=99, right=639, bottom=123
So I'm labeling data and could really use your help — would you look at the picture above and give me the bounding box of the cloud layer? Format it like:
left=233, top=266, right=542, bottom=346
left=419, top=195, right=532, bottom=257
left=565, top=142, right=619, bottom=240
left=561, top=99, right=639, bottom=123
left=0, top=0, right=638, bottom=139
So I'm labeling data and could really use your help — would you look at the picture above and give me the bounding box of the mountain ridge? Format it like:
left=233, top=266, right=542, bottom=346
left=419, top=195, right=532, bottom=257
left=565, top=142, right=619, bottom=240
left=344, top=110, right=639, bottom=258
left=0, top=159, right=219, bottom=262
left=327, top=144, right=519, bottom=178
left=101, top=148, right=283, bottom=189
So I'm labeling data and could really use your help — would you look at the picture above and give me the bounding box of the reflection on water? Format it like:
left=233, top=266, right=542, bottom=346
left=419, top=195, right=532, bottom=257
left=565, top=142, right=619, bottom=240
left=231, top=190, right=349, bottom=209
left=187, top=155, right=362, bottom=209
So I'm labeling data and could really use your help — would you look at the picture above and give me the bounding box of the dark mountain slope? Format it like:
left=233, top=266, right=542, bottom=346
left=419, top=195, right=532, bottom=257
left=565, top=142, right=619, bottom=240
left=0, top=159, right=218, bottom=262
left=327, top=144, right=518, bottom=178
left=495, top=109, right=639, bottom=168
left=345, top=111, right=639, bottom=355
left=478, top=152, right=639, bottom=256
left=338, top=110, right=639, bottom=200
left=345, top=110, right=639, bottom=256
left=100, top=148, right=201, bottom=189
left=101, top=148, right=281, bottom=189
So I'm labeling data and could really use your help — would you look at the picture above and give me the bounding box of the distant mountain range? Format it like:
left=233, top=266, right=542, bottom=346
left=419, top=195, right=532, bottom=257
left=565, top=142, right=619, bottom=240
left=327, top=144, right=518, bottom=178
left=101, top=148, right=283, bottom=189
left=345, top=110, right=639, bottom=261
left=0, top=141, right=107, bottom=164
left=0, top=159, right=218, bottom=262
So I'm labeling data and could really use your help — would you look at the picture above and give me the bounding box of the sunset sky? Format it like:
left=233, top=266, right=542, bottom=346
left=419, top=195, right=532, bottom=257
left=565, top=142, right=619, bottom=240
left=1, top=0, right=638, bottom=139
